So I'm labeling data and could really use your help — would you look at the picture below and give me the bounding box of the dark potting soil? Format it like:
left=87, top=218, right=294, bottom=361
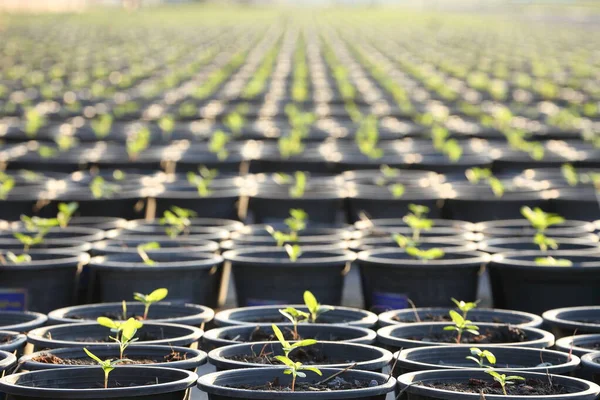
left=224, top=326, right=344, bottom=342
left=422, top=378, right=573, bottom=396
left=226, top=346, right=354, bottom=366
left=31, top=350, right=187, bottom=365
left=0, top=334, right=17, bottom=344
left=231, top=376, right=380, bottom=391
left=393, top=314, right=503, bottom=324
left=580, top=342, right=600, bottom=351
left=410, top=326, right=527, bottom=344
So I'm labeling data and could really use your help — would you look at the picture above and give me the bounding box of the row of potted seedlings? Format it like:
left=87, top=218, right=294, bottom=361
left=0, top=291, right=600, bottom=399
left=0, top=198, right=598, bottom=314
left=0, top=164, right=598, bottom=223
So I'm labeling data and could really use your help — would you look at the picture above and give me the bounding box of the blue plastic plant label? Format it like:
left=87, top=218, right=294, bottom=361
left=246, top=298, right=286, bottom=307
left=372, top=291, right=409, bottom=311
left=0, top=289, right=27, bottom=311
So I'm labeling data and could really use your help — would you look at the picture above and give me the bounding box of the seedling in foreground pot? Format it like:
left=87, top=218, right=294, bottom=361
left=133, top=288, right=169, bottom=319
left=451, top=298, right=480, bottom=319
left=406, top=246, right=444, bottom=261
left=159, top=206, right=197, bottom=238
left=278, top=309, right=309, bottom=340
left=275, top=355, right=322, bottom=392
left=267, top=209, right=308, bottom=247
left=444, top=310, right=479, bottom=344
left=271, top=324, right=317, bottom=357
left=96, top=317, right=143, bottom=358
left=485, top=370, right=525, bottom=396
left=83, top=348, right=128, bottom=389
left=285, top=244, right=302, bottom=262
left=136, top=242, right=160, bottom=265
left=534, top=256, right=573, bottom=267
left=304, top=290, right=333, bottom=323
left=403, top=204, right=433, bottom=241
left=467, top=347, right=496, bottom=368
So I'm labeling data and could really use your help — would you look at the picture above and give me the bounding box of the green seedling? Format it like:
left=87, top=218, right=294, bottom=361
left=13, top=232, right=44, bottom=252
left=561, top=164, right=578, bottom=186
left=83, top=348, right=128, bottom=389
left=406, top=247, right=445, bottom=261
left=126, top=127, right=151, bottom=160
left=158, top=115, right=175, bottom=136
left=444, top=310, right=479, bottom=344
left=380, top=164, right=399, bottom=178
left=442, top=139, right=463, bottom=162
left=0, top=178, right=15, bottom=200
left=91, top=114, right=113, bottom=139
left=224, top=112, right=245, bottom=135
left=289, top=171, right=307, bottom=198
left=133, top=288, right=169, bottom=319
left=24, top=108, right=45, bottom=137
left=55, top=134, right=78, bottom=151
left=159, top=206, right=197, bottom=238
left=534, top=233, right=558, bottom=252
left=278, top=308, right=309, bottom=340
left=187, top=167, right=218, bottom=197
left=403, top=204, right=433, bottom=241
left=388, top=183, right=405, bottom=198
left=90, top=177, right=119, bottom=199
left=521, top=206, right=564, bottom=251
left=285, top=244, right=302, bottom=262
left=451, top=298, right=480, bottom=319
left=304, top=290, right=333, bottom=323
left=57, top=202, right=78, bottom=228
left=38, top=145, right=57, bottom=159
left=271, top=324, right=317, bottom=357
left=275, top=355, right=322, bottom=392
left=208, top=130, right=230, bottom=160
left=136, top=242, right=160, bottom=266
left=535, top=257, right=573, bottom=267
left=285, top=209, right=307, bottom=233
left=485, top=370, right=525, bottom=396
left=467, top=347, right=496, bottom=368
left=278, top=134, right=305, bottom=159
left=3, top=252, right=32, bottom=264
left=392, top=233, right=414, bottom=249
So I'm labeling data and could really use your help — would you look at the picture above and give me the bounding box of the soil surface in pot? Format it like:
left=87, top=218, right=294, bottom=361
left=422, top=378, right=572, bottom=395
left=47, top=331, right=161, bottom=342
left=226, top=347, right=354, bottom=366
left=580, top=342, right=600, bottom=351
left=232, top=376, right=378, bottom=391
left=225, top=326, right=345, bottom=342
left=412, top=326, right=527, bottom=344
left=32, top=350, right=187, bottom=365
left=0, top=334, right=17, bottom=344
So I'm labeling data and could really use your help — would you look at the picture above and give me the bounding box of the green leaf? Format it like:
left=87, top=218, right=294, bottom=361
left=6, top=252, right=31, bottom=264
left=97, top=317, right=120, bottom=330
left=535, top=257, right=573, bottom=267
left=83, top=348, right=104, bottom=364
left=292, top=339, right=318, bottom=348
left=561, top=163, right=578, bottom=186
left=299, top=366, right=322, bottom=376
left=271, top=324, right=289, bottom=348
left=146, top=288, right=168, bottom=303
left=303, top=291, right=318, bottom=314
left=448, top=310, right=464, bottom=325
left=285, top=244, right=302, bottom=262
left=274, top=355, right=295, bottom=367
left=388, top=183, right=405, bottom=198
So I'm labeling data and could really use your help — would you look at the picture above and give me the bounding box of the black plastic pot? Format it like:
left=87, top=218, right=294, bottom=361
left=152, top=186, right=241, bottom=220
left=223, top=248, right=356, bottom=306
left=0, top=238, right=92, bottom=253
left=19, top=345, right=207, bottom=372
left=0, top=251, right=85, bottom=313
left=208, top=341, right=392, bottom=372
left=0, top=310, right=47, bottom=332
left=91, top=237, right=219, bottom=256
left=27, top=321, right=203, bottom=350
left=87, top=253, right=225, bottom=307
left=394, top=345, right=580, bottom=376
left=201, top=324, right=377, bottom=351
left=48, top=302, right=214, bottom=327
left=354, top=218, right=473, bottom=234
left=126, top=218, right=244, bottom=233
left=349, top=237, right=477, bottom=252
left=378, top=307, right=543, bottom=328
left=478, top=237, right=600, bottom=253
left=115, top=225, right=229, bottom=242
left=489, top=251, right=600, bottom=314
left=344, top=185, right=442, bottom=223
left=377, top=323, right=554, bottom=351
left=543, top=306, right=600, bottom=339
left=198, top=367, right=396, bottom=400
left=555, top=334, right=600, bottom=358
left=0, top=226, right=105, bottom=242
left=214, top=304, right=377, bottom=328
left=396, top=369, right=599, bottom=400
left=247, top=186, right=345, bottom=224
left=0, top=330, right=27, bottom=353
left=0, top=366, right=198, bottom=399
left=580, top=352, right=600, bottom=383
left=67, top=216, right=128, bottom=230
left=356, top=249, right=488, bottom=311
left=474, top=219, right=596, bottom=239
